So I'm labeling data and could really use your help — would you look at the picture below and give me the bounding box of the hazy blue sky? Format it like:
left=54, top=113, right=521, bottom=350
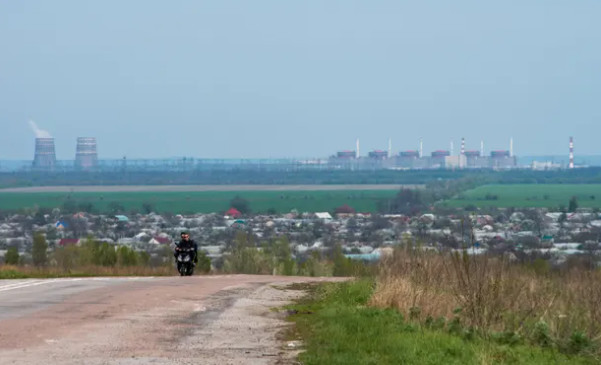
left=1, top=1, right=600, bottom=160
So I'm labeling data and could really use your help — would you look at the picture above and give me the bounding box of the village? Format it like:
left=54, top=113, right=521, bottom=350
left=1, top=204, right=600, bottom=269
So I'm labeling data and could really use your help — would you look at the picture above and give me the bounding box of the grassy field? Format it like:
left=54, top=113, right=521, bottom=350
left=443, top=184, right=601, bottom=209
left=286, top=280, right=596, bottom=365
left=0, top=190, right=397, bottom=214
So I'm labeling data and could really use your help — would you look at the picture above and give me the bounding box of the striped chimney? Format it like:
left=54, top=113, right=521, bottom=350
left=569, top=137, right=574, bottom=169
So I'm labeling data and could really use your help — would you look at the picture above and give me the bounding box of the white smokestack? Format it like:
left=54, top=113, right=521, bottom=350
left=419, top=138, right=423, bottom=158
left=450, top=140, right=454, bottom=156
left=388, top=138, right=392, bottom=158
left=569, top=137, right=574, bottom=169
left=480, top=140, right=484, bottom=157
left=460, top=137, right=465, bottom=155
left=510, top=137, right=514, bottom=157
left=356, top=138, right=360, bottom=159
left=28, top=120, right=52, bottom=138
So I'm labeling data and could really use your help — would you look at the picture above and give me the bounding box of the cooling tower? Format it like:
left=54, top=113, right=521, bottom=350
left=32, top=138, right=57, bottom=169
left=75, top=137, right=98, bottom=170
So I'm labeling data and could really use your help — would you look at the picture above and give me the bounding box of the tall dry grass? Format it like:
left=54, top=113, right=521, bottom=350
left=370, top=246, right=601, bottom=355
left=371, top=247, right=456, bottom=320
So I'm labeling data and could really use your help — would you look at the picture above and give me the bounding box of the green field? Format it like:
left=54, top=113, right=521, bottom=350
left=0, top=190, right=397, bottom=214
left=444, top=184, right=601, bottom=209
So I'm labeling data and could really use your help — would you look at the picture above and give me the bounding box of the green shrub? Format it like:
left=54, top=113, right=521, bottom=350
left=4, top=247, right=19, bottom=265
left=565, top=331, right=592, bottom=355
left=196, top=251, right=211, bottom=273
left=532, top=320, right=552, bottom=347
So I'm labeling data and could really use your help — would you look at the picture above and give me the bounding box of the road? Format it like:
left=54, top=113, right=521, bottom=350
left=0, top=275, right=338, bottom=365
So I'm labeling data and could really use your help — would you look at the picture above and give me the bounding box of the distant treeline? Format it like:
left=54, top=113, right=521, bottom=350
left=2, top=168, right=601, bottom=188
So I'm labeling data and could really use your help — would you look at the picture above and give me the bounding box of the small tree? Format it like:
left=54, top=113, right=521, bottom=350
left=142, top=202, right=155, bottom=214
left=77, top=202, right=95, bottom=213
left=4, top=247, right=19, bottom=265
left=196, top=250, right=211, bottom=273
left=108, top=202, right=126, bottom=215
left=54, top=246, right=78, bottom=272
left=332, top=244, right=352, bottom=277
left=568, top=196, right=579, bottom=213
left=138, top=251, right=150, bottom=266
left=62, top=199, right=78, bottom=214
left=116, top=246, right=138, bottom=266
left=272, top=236, right=295, bottom=275
left=97, top=242, right=117, bottom=266
left=230, top=196, right=251, bottom=214
left=32, top=232, right=48, bottom=267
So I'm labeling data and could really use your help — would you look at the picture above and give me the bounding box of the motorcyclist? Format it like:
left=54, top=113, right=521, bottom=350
left=174, top=231, right=198, bottom=265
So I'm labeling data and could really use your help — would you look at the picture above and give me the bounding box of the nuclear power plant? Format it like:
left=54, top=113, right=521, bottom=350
left=75, top=137, right=98, bottom=170
left=18, top=122, right=578, bottom=172
left=330, top=137, right=518, bottom=170
left=28, top=121, right=99, bottom=171
left=32, top=138, right=57, bottom=170
left=33, top=137, right=99, bottom=171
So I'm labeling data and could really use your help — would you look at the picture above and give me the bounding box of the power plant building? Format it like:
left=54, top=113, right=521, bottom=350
left=32, top=138, right=57, bottom=170
left=75, top=137, right=98, bottom=170
left=490, top=150, right=516, bottom=169
left=367, top=150, right=388, bottom=160
left=397, top=150, right=420, bottom=168
left=335, top=151, right=356, bottom=159
left=430, top=150, right=450, bottom=168
left=328, top=137, right=519, bottom=170
left=464, top=150, right=489, bottom=168
left=444, top=155, right=467, bottom=169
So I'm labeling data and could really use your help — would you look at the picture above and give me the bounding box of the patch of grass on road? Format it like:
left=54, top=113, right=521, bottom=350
left=286, top=280, right=596, bottom=365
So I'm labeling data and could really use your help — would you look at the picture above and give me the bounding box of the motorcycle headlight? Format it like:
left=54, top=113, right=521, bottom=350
left=183, top=256, right=190, bottom=262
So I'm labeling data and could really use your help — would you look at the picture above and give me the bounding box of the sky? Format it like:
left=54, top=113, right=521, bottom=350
left=1, top=1, right=600, bottom=160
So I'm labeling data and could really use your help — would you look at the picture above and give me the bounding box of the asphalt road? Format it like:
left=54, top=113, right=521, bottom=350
left=0, top=275, right=338, bottom=365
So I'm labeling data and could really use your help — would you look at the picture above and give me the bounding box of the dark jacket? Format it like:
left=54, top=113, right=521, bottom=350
left=175, top=239, right=198, bottom=262
left=176, top=239, right=198, bottom=252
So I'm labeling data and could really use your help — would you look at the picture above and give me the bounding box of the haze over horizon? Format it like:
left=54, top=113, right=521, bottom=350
left=1, top=1, right=600, bottom=160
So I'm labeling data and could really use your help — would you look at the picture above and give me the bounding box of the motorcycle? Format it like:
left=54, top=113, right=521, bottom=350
left=175, top=247, right=195, bottom=276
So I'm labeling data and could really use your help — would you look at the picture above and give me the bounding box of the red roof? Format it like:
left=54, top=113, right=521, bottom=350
left=153, top=236, right=171, bottom=244
left=59, top=239, right=79, bottom=246
left=225, top=207, right=242, bottom=217
left=335, top=204, right=356, bottom=214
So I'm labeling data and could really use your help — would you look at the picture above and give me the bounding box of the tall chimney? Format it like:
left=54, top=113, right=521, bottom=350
left=461, top=137, right=465, bottom=155
left=419, top=138, right=423, bottom=158
left=356, top=138, right=360, bottom=159
left=480, top=140, right=484, bottom=157
left=75, top=137, right=98, bottom=170
left=510, top=137, right=514, bottom=157
left=388, top=138, right=392, bottom=158
left=450, top=140, right=454, bottom=156
left=569, top=137, right=574, bottom=169
left=32, top=138, right=56, bottom=170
